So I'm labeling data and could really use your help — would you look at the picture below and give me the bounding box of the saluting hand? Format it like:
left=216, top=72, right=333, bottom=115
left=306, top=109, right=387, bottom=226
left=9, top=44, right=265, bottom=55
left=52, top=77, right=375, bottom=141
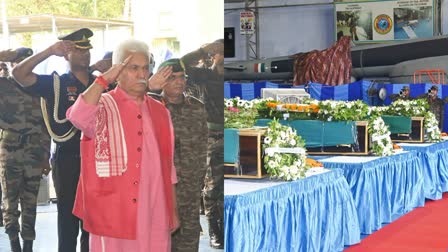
left=0, top=49, right=18, bottom=62
left=147, top=66, right=173, bottom=91
left=90, top=58, right=112, bottom=73
left=101, top=55, right=133, bottom=83
left=49, top=40, right=76, bottom=57
left=201, top=42, right=223, bottom=56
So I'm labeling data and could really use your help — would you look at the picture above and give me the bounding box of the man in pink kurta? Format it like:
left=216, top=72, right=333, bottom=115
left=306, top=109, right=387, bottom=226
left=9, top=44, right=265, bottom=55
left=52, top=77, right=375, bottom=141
left=66, top=40, right=179, bottom=252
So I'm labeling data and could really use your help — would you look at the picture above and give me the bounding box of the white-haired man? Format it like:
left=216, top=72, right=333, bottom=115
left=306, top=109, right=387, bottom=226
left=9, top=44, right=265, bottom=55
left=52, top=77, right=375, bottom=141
left=66, top=39, right=179, bottom=252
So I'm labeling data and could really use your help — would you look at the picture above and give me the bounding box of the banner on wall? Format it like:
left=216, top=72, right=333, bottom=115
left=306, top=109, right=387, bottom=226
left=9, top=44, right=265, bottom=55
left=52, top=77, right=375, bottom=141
left=334, top=0, right=434, bottom=43
left=240, top=11, right=255, bottom=35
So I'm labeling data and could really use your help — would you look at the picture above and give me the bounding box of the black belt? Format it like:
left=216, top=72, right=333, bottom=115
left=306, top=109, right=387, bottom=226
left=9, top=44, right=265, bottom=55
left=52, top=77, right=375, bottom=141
left=0, top=129, right=40, bottom=144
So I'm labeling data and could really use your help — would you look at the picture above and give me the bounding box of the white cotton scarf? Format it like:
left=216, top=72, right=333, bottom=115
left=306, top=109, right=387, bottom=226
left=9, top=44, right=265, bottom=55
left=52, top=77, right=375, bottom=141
left=95, top=93, right=128, bottom=177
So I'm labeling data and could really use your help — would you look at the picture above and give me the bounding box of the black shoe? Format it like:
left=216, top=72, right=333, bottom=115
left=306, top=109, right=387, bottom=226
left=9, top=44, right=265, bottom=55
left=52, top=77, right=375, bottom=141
left=209, top=234, right=224, bottom=249
left=10, top=238, right=21, bottom=252
left=23, top=240, right=33, bottom=252
left=199, top=197, right=205, bottom=215
left=207, top=218, right=224, bottom=249
left=0, top=218, right=3, bottom=227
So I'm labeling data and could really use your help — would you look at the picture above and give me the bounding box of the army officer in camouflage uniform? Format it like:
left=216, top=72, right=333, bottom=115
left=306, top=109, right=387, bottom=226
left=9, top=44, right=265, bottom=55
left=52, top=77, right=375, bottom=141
left=420, top=85, right=444, bottom=130
left=181, top=40, right=224, bottom=249
left=149, top=59, right=208, bottom=252
left=0, top=48, right=50, bottom=252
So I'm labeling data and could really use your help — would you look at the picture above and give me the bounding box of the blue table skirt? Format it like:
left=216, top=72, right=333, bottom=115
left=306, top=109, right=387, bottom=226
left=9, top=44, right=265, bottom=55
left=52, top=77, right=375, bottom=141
left=399, top=141, right=448, bottom=200
left=224, top=169, right=360, bottom=252
left=315, top=152, right=425, bottom=235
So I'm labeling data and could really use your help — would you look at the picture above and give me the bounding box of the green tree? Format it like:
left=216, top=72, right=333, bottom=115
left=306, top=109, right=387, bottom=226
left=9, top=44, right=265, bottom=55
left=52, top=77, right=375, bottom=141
left=5, top=0, right=125, bottom=47
left=6, top=0, right=124, bottom=19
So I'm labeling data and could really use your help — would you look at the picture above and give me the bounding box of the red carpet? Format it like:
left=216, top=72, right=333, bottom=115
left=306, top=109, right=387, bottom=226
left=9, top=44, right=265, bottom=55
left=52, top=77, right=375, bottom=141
left=346, top=193, right=448, bottom=252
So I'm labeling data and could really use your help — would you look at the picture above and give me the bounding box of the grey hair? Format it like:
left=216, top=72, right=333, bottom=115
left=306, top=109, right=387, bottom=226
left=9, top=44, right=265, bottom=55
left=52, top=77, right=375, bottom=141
left=112, top=39, right=154, bottom=72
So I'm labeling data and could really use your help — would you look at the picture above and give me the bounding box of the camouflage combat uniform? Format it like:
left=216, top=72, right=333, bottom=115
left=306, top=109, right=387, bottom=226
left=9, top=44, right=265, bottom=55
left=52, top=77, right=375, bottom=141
left=390, top=94, right=412, bottom=102
left=418, top=94, right=444, bottom=130
left=428, top=96, right=444, bottom=130
left=182, top=50, right=224, bottom=248
left=0, top=77, right=50, bottom=241
left=150, top=93, right=208, bottom=251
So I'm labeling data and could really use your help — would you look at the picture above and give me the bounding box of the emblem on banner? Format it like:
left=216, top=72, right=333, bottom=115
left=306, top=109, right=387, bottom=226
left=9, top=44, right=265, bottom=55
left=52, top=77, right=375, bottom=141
left=374, top=14, right=393, bottom=35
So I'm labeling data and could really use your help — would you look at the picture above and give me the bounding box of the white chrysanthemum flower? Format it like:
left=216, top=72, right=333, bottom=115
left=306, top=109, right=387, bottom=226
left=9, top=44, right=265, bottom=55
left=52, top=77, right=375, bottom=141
left=289, top=166, right=298, bottom=175
left=264, top=137, right=272, bottom=145
left=290, top=139, right=296, bottom=146
left=225, top=100, right=233, bottom=107
left=244, top=102, right=253, bottom=109
left=280, top=131, right=286, bottom=139
left=237, top=100, right=245, bottom=107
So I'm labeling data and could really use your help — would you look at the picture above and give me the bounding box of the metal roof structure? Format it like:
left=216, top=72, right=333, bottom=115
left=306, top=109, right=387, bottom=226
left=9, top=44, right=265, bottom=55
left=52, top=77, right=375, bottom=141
left=1, top=14, right=133, bottom=34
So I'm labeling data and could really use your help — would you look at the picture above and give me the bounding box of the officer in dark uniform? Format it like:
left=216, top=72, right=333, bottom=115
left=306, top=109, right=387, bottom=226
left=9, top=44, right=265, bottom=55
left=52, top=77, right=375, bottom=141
left=149, top=59, right=208, bottom=252
left=181, top=40, right=224, bottom=249
left=12, top=28, right=95, bottom=252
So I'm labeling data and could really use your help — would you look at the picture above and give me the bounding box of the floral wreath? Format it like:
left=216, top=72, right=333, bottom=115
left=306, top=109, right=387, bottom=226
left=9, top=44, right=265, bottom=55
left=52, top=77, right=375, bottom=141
left=263, top=119, right=309, bottom=181
left=368, top=116, right=393, bottom=156
left=425, top=111, right=442, bottom=142
left=224, top=97, right=258, bottom=129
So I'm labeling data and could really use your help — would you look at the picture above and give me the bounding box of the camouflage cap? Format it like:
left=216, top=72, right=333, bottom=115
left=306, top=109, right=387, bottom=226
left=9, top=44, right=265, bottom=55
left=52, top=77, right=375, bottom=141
left=430, top=85, right=439, bottom=91
left=158, top=58, right=185, bottom=73
left=401, top=86, right=410, bottom=91
left=12, top=47, right=33, bottom=63
left=58, top=28, right=93, bottom=49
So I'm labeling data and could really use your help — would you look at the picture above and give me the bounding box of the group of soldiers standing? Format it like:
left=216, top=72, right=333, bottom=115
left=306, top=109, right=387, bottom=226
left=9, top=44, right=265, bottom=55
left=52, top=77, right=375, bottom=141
left=391, top=85, right=444, bottom=130
left=0, top=28, right=224, bottom=252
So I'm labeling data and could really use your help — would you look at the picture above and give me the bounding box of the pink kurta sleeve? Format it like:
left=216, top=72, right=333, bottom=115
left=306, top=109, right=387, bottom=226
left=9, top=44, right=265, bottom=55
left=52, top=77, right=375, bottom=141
left=66, top=94, right=99, bottom=138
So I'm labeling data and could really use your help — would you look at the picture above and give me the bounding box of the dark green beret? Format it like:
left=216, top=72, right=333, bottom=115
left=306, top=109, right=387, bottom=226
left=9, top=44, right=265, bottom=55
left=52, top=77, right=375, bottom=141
left=158, top=58, right=185, bottom=73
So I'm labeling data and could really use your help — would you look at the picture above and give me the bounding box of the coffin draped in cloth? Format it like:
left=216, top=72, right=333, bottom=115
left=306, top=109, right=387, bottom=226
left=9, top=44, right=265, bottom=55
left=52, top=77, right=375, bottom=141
left=381, top=115, right=412, bottom=134
left=255, top=119, right=357, bottom=148
left=224, top=128, right=239, bottom=163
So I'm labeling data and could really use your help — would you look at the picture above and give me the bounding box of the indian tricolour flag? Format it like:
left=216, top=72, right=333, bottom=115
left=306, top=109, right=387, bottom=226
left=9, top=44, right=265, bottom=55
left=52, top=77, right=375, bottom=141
left=253, top=63, right=265, bottom=73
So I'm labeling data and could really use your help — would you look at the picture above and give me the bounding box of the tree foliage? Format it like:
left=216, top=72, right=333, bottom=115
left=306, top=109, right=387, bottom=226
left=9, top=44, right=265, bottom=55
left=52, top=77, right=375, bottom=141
left=6, top=0, right=125, bottom=19
left=5, top=0, right=125, bottom=47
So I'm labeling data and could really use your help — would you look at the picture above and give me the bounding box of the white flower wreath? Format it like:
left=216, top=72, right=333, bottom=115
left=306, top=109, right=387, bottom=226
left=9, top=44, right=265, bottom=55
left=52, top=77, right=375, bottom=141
left=263, top=119, right=309, bottom=181
left=425, top=111, right=442, bottom=142
left=368, top=116, right=394, bottom=156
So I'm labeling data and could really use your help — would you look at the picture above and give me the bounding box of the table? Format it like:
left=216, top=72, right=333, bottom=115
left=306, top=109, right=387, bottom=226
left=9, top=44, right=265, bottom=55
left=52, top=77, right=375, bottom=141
left=315, top=151, right=425, bottom=234
left=399, top=141, right=448, bottom=200
left=224, top=169, right=360, bottom=252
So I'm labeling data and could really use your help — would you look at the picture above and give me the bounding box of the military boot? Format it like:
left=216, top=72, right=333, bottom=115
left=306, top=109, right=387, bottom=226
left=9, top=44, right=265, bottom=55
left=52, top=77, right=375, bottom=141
left=207, top=218, right=224, bottom=249
left=199, top=196, right=205, bottom=215
left=23, top=240, right=33, bottom=252
left=0, top=207, right=3, bottom=227
left=9, top=238, right=21, bottom=252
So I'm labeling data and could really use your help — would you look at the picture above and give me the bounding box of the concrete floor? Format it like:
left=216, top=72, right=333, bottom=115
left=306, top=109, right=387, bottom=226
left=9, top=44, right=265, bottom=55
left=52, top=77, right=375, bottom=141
left=0, top=203, right=221, bottom=251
